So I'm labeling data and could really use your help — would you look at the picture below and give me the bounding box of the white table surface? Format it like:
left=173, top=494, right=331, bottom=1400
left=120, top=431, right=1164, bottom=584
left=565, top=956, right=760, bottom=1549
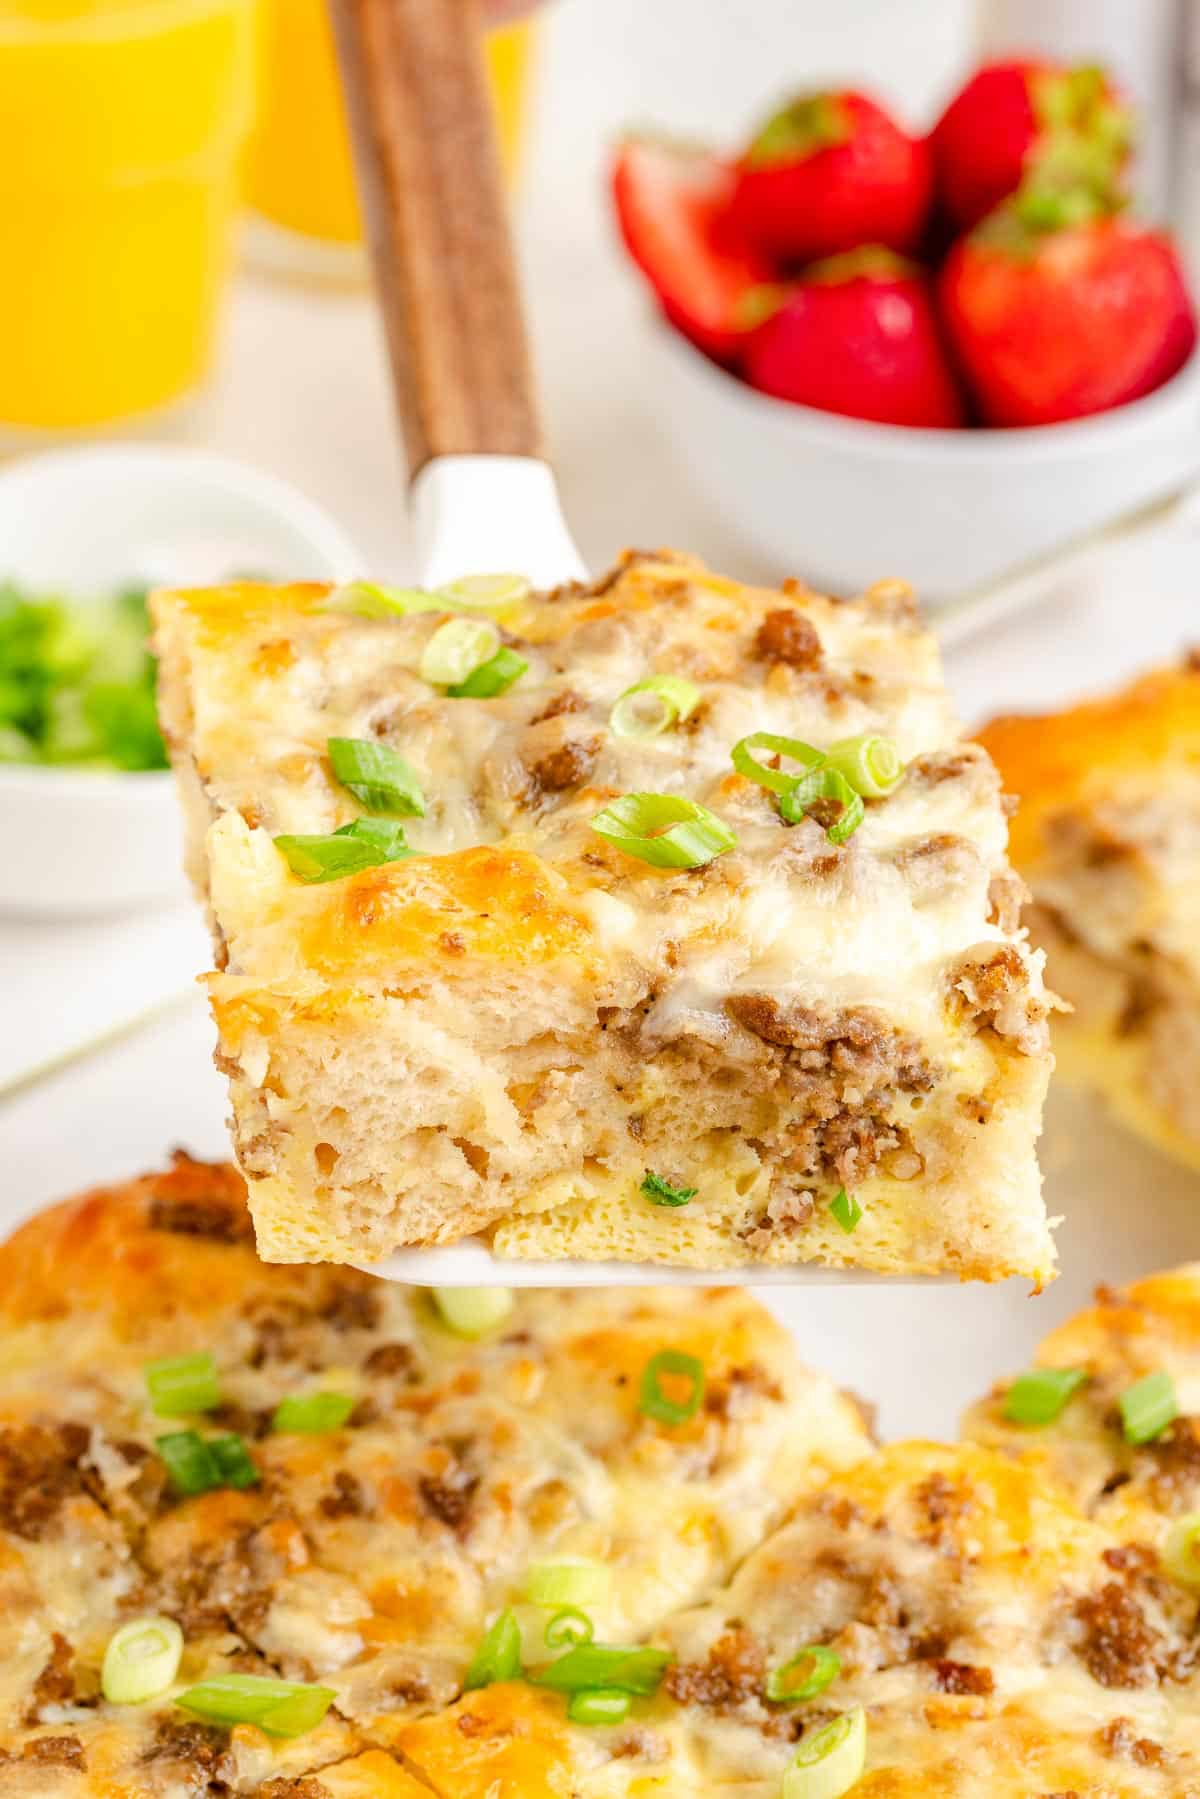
left=6, top=0, right=1200, bottom=1445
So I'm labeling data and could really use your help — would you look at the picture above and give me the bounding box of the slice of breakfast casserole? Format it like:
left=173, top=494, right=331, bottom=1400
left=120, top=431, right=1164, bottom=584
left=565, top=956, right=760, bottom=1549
left=154, top=551, right=1054, bottom=1277
left=980, top=663, right=1200, bottom=1173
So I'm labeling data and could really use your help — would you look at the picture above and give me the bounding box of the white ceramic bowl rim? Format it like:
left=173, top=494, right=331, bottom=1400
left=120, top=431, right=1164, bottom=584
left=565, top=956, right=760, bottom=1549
left=655, top=321, right=1200, bottom=463
left=0, top=443, right=360, bottom=790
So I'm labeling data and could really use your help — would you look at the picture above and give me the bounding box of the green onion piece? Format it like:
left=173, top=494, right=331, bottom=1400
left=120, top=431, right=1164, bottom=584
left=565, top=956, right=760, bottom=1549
left=1164, top=1512, right=1200, bottom=1587
left=778, top=767, right=866, bottom=845
left=333, top=817, right=415, bottom=858
left=433, top=1286, right=515, bottom=1338
left=448, top=645, right=529, bottom=698
left=590, top=793, right=736, bottom=869
left=276, top=815, right=414, bottom=883
left=101, top=1617, right=184, bottom=1705
left=829, top=1189, right=862, bottom=1236
left=156, top=1430, right=219, bottom=1496
left=464, top=1609, right=523, bottom=1690
left=272, top=1391, right=356, bottom=1435
left=824, top=733, right=905, bottom=799
left=640, top=1170, right=697, bottom=1208
left=327, top=737, right=425, bottom=816
left=545, top=1607, right=595, bottom=1650
left=145, top=1351, right=220, bottom=1417
left=766, top=1644, right=841, bottom=1704
left=321, top=580, right=444, bottom=618
left=609, top=676, right=702, bottom=741
left=208, top=1434, right=260, bottom=1490
left=534, top=1644, right=670, bottom=1697
left=437, top=573, right=531, bottom=612
left=730, top=731, right=824, bottom=797
left=1119, top=1371, right=1179, bottom=1445
left=1003, top=1366, right=1088, bottom=1427
left=524, top=1559, right=612, bottom=1609
left=568, top=1687, right=632, bottom=1726
left=274, top=831, right=391, bottom=884
left=782, top=1707, right=867, bottom=1799
left=420, top=617, right=501, bottom=687
left=639, top=1350, right=705, bottom=1427
left=175, top=1674, right=335, bottom=1737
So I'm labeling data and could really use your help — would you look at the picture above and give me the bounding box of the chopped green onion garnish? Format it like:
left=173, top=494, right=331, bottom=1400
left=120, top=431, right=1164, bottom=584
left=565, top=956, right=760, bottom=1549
left=327, top=737, right=425, bottom=816
left=155, top=1430, right=257, bottom=1495
left=433, top=1287, right=514, bottom=1338
left=448, top=645, right=528, bottom=698
left=1003, top=1366, right=1088, bottom=1427
left=275, top=818, right=413, bottom=883
left=591, top=793, right=736, bottom=870
left=778, top=766, right=865, bottom=845
left=829, top=1188, right=861, bottom=1235
left=321, top=580, right=444, bottom=618
left=464, top=1609, right=523, bottom=1690
left=437, top=573, right=530, bottom=612
left=534, top=1643, right=670, bottom=1696
left=609, top=675, right=702, bottom=741
left=766, top=1645, right=841, bottom=1704
left=782, top=1707, right=867, bottom=1799
left=101, top=1617, right=184, bottom=1705
left=524, top=1559, right=612, bottom=1609
left=568, top=1687, right=631, bottom=1726
left=145, top=1351, right=220, bottom=1417
left=420, top=617, right=501, bottom=687
left=1119, top=1371, right=1178, bottom=1445
left=640, top=1170, right=697, bottom=1208
left=208, top=1433, right=260, bottom=1490
left=1165, top=1512, right=1200, bottom=1587
left=639, top=1350, right=705, bottom=1427
left=824, top=733, right=905, bottom=799
left=545, top=1608, right=595, bottom=1650
left=730, top=731, right=824, bottom=797
left=334, top=817, right=414, bottom=857
left=175, top=1674, right=335, bottom=1738
left=272, top=1391, right=356, bottom=1435
left=156, top=1430, right=219, bottom=1495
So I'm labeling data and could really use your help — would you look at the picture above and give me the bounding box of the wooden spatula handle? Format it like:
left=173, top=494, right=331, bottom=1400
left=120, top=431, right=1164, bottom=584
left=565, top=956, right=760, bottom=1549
left=328, top=0, right=542, bottom=475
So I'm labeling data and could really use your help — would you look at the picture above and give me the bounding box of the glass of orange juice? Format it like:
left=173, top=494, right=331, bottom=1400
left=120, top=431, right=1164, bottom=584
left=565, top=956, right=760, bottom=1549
left=0, top=0, right=255, bottom=435
left=245, top=0, right=534, bottom=280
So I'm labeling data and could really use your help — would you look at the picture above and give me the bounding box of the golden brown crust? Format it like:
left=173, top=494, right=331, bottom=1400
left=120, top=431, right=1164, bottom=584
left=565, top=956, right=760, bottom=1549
left=978, top=665, right=1200, bottom=869
left=0, top=1156, right=868, bottom=1796
left=6, top=1161, right=1200, bottom=1793
left=980, top=663, right=1200, bottom=1167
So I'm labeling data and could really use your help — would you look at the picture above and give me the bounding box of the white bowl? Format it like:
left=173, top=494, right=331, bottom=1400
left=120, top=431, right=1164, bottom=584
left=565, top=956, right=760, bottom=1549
left=650, top=323, right=1200, bottom=603
left=0, top=446, right=360, bottom=918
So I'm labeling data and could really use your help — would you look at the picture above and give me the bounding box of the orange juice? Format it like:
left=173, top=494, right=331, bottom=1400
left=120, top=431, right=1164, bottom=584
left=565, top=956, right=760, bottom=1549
left=246, top=0, right=533, bottom=256
left=0, top=0, right=255, bottom=431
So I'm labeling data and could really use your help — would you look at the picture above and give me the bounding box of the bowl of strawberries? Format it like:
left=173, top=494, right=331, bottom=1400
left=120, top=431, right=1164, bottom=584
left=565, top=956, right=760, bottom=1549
left=613, top=59, right=1200, bottom=600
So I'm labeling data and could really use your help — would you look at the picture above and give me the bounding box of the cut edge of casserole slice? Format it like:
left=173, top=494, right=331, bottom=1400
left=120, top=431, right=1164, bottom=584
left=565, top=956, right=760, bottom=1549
left=155, top=551, right=1056, bottom=1281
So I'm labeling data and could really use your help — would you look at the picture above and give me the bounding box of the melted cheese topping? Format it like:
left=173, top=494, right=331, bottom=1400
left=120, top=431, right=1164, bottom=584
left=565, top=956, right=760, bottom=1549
left=155, top=553, right=1053, bottom=1277
left=156, top=555, right=1018, bottom=1029
left=4, top=1161, right=1200, bottom=1794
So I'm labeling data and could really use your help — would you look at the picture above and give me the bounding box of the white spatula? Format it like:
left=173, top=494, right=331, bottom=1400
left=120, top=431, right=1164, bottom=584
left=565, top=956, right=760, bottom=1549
left=325, top=0, right=936, bottom=1286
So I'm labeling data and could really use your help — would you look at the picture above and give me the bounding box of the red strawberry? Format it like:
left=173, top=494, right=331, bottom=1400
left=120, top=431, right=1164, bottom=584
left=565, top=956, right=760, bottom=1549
left=931, top=60, right=1132, bottom=233
left=939, top=207, right=1196, bottom=427
left=743, top=248, right=966, bottom=428
left=729, top=91, right=931, bottom=265
left=611, top=136, right=770, bottom=363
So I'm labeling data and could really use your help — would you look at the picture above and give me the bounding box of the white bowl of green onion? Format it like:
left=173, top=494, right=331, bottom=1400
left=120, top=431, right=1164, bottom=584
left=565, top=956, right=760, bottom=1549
left=0, top=446, right=358, bottom=916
